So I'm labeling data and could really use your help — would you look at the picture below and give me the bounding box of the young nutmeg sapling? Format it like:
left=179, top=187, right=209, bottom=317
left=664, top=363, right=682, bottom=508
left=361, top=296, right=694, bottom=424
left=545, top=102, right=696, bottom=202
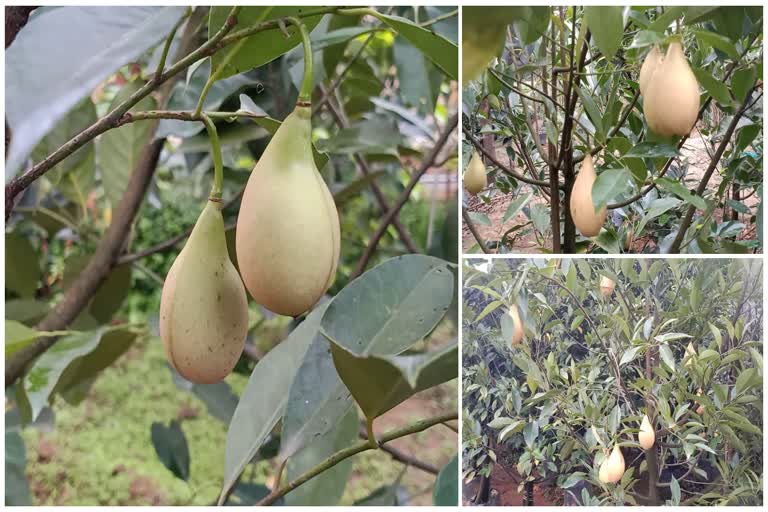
left=236, top=19, right=340, bottom=317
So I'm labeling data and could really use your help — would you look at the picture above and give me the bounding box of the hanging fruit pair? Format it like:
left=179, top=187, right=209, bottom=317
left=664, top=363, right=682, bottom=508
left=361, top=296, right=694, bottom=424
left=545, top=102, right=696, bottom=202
left=570, top=154, right=606, bottom=237
left=161, top=19, right=339, bottom=383
left=464, top=151, right=487, bottom=194
left=641, top=40, right=700, bottom=137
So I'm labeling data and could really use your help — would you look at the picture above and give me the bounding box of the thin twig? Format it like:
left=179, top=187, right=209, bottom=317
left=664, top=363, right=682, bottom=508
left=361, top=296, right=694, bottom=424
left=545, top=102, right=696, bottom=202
left=462, top=206, right=490, bottom=254
left=352, top=114, right=458, bottom=278
left=256, top=412, right=457, bottom=506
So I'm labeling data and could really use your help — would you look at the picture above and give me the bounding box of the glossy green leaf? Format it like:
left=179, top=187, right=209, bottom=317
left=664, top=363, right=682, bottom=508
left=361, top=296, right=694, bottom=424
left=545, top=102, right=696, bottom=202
left=592, top=168, right=632, bottom=209
left=220, top=302, right=328, bottom=504
left=433, top=454, right=458, bottom=506
left=208, top=7, right=326, bottom=81
left=6, top=232, right=41, bottom=298
left=321, top=255, right=454, bottom=357
left=373, top=13, right=458, bottom=79
left=284, top=407, right=357, bottom=506
left=584, top=7, right=624, bottom=60
left=330, top=342, right=457, bottom=420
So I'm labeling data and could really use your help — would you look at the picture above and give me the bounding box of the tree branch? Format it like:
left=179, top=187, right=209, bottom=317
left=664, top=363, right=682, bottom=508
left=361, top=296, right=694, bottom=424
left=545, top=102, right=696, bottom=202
left=318, top=84, right=421, bottom=254
left=256, top=412, right=457, bottom=506
left=462, top=127, right=554, bottom=188
left=4, top=12, right=203, bottom=388
left=4, top=7, right=345, bottom=220
left=358, top=429, right=439, bottom=474
left=462, top=206, right=490, bottom=254
left=666, top=87, right=759, bottom=253
left=352, top=113, right=458, bottom=278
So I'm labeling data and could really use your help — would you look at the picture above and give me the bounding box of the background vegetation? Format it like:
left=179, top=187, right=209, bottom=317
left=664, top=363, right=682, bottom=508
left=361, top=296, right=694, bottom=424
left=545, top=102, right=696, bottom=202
left=462, top=6, right=763, bottom=254
left=462, top=258, right=763, bottom=505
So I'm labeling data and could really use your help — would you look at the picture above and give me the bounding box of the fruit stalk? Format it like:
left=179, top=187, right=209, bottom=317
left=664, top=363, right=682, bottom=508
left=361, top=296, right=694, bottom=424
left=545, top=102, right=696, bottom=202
left=200, top=113, right=224, bottom=200
left=286, top=17, right=314, bottom=103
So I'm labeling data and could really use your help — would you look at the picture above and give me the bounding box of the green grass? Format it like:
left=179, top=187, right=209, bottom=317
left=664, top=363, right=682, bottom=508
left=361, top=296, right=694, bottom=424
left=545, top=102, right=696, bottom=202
left=20, top=335, right=457, bottom=506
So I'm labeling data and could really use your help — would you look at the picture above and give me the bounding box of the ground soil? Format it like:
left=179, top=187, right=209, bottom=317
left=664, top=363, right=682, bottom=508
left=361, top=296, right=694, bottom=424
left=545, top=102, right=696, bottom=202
left=462, top=463, right=562, bottom=506
left=462, top=135, right=760, bottom=253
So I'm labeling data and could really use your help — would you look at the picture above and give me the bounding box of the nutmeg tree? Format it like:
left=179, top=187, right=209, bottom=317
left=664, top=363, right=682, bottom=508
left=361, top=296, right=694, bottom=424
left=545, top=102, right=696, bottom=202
left=462, top=6, right=763, bottom=254
left=462, top=258, right=763, bottom=505
left=5, top=6, right=459, bottom=506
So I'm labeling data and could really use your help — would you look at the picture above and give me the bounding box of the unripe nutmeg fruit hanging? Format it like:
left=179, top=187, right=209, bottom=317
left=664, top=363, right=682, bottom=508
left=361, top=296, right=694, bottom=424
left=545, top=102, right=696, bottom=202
left=599, top=276, right=615, bottom=296
left=598, top=444, right=626, bottom=484
left=638, top=415, right=655, bottom=450
left=464, top=151, right=487, bottom=195
left=570, top=154, right=606, bottom=237
left=643, top=41, right=700, bottom=137
left=638, top=45, right=663, bottom=97
left=160, top=201, right=249, bottom=384
left=508, top=305, right=524, bottom=347
left=236, top=105, right=340, bottom=317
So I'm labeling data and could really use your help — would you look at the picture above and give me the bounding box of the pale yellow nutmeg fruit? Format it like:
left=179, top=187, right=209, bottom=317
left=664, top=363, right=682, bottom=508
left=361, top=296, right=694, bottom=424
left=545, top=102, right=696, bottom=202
left=643, top=41, right=701, bottom=137
left=598, top=444, right=626, bottom=484
left=638, top=45, right=663, bottom=97
left=464, top=151, right=487, bottom=195
left=236, top=105, right=340, bottom=317
left=508, top=305, right=524, bottom=348
left=570, top=154, right=606, bottom=237
left=695, top=388, right=705, bottom=415
left=638, top=414, right=656, bottom=450
left=599, top=276, right=615, bottom=297
left=160, top=201, right=249, bottom=384
left=684, top=341, right=696, bottom=367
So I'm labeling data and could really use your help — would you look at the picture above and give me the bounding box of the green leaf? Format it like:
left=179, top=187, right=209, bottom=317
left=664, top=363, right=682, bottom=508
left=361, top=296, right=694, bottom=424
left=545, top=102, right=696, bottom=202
left=6, top=6, right=186, bottom=175
left=731, top=66, right=757, bottom=104
left=735, top=367, right=757, bottom=394
left=625, top=142, right=679, bottom=159
left=279, top=335, right=354, bottom=461
left=584, top=7, right=625, bottom=60
left=5, top=299, right=50, bottom=325
left=321, top=255, right=454, bottom=357
left=655, top=178, right=708, bottom=211
left=151, top=420, right=190, bottom=481
left=54, top=327, right=138, bottom=404
left=467, top=211, right=491, bottom=226
left=284, top=407, right=357, bottom=506
left=575, top=87, right=604, bottom=140
left=373, top=13, right=458, bottom=80
left=208, top=7, right=326, bottom=81
left=23, top=328, right=109, bottom=420
left=172, top=376, right=239, bottom=425
left=592, top=168, right=632, bottom=209
left=659, top=344, right=676, bottom=371
left=63, top=255, right=132, bottom=323
left=332, top=171, right=387, bottom=207
left=5, top=431, right=32, bottom=505
left=330, top=342, right=457, bottom=420
left=693, top=68, right=733, bottom=107
left=691, top=30, right=739, bottom=60
left=474, top=300, right=503, bottom=323
left=6, top=232, right=41, bottom=299
left=433, top=454, right=458, bottom=506
left=503, top=193, right=533, bottom=223
left=99, top=79, right=157, bottom=208
left=220, top=302, right=328, bottom=503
